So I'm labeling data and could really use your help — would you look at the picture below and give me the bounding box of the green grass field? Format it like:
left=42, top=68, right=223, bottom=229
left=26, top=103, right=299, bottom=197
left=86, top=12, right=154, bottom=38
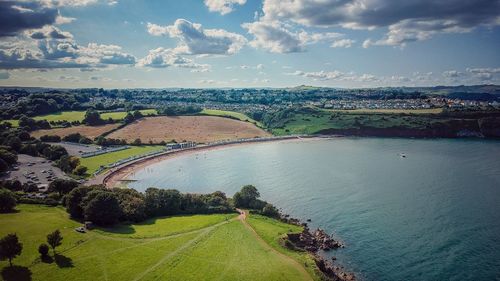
left=79, top=145, right=164, bottom=175
left=271, top=109, right=444, bottom=135
left=4, top=109, right=157, bottom=127
left=0, top=205, right=317, bottom=281
left=200, top=109, right=263, bottom=127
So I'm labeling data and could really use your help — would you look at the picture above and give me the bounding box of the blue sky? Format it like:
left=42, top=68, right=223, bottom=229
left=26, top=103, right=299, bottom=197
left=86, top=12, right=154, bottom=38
left=0, top=0, right=499, bottom=88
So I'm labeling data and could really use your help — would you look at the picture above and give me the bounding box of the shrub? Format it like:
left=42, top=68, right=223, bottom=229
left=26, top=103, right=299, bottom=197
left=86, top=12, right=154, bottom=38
left=0, top=188, right=16, bottom=213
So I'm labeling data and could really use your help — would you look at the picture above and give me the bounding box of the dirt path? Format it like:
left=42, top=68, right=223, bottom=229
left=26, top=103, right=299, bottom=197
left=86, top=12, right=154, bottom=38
left=236, top=209, right=314, bottom=281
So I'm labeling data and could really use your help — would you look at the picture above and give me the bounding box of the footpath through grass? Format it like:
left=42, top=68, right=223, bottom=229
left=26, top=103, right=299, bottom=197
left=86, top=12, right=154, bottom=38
left=201, top=109, right=263, bottom=127
left=0, top=204, right=316, bottom=281
left=79, top=145, right=164, bottom=175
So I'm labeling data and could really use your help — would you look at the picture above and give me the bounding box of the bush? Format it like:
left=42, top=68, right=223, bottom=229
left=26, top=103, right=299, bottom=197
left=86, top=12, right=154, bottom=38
left=38, top=243, right=49, bottom=257
left=0, top=188, right=16, bottom=213
left=73, top=165, right=88, bottom=176
left=40, top=135, right=61, bottom=142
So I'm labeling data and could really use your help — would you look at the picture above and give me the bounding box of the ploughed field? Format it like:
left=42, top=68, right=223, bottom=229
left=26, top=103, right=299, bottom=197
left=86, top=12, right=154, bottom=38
left=107, top=116, right=271, bottom=144
left=30, top=124, right=121, bottom=139
left=0, top=205, right=318, bottom=281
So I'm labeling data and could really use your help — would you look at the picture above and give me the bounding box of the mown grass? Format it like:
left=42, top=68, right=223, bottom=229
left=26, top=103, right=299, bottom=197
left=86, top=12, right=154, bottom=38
left=94, top=213, right=235, bottom=239
left=4, top=109, right=157, bottom=127
left=247, top=214, right=322, bottom=280
left=201, top=109, right=263, bottom=127
left=0, top=204, right=314, bottom=281
left=79, top=145, right=164, bottom=175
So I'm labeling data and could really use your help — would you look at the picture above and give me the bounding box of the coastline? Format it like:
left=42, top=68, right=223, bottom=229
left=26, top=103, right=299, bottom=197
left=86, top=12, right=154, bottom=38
left=91, top=135, right=327, bottom=188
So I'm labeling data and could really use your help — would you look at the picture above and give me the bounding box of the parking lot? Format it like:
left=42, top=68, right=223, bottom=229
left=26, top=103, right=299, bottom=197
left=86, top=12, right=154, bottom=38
left=1, top=154, right=70, bottom=186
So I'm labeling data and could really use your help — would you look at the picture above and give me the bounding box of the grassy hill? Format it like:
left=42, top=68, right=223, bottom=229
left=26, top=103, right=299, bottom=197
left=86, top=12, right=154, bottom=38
left=0, top=205, right=319, bottom=281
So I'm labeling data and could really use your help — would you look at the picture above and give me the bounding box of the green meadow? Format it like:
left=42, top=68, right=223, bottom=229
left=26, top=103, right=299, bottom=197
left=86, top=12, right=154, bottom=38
left=200, top=109, right=263, bottom=127
left=4, top=109, right=158, bottom=127
left=0, top=205, right=318, bottom=281
left=79, top=145, right=164, bottom=175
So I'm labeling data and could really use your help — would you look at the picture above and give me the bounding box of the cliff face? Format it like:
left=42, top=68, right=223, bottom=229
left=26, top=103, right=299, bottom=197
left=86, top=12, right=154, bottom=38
left=316, top=117, right=500, bottom=138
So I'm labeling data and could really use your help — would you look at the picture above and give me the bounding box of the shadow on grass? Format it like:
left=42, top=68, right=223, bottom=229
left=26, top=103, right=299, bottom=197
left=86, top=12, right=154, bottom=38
left=96, top=217, right=158, bottom=235
left=41, top=255, right=54, bottom=264
left=1, top=265, right=32, bottom=281
left=54, top=254, right=73, bottom=268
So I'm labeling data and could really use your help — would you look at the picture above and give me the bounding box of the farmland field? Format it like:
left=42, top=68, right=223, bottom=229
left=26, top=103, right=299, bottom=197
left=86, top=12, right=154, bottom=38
left=30, top=124, right=121, bottom=139
left=107, top=116, right=271, bottom=144
left=0, top=204, right=317, bottom=281
left=200, top=109, right=263, bottom=127
left=4, top=109, right=157, bottom=127
left=80, top=145, right=164, bottom=174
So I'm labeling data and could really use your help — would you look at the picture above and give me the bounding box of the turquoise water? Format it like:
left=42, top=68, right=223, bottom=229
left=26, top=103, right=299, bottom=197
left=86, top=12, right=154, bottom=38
left=129, top=138, right=500, bottom=281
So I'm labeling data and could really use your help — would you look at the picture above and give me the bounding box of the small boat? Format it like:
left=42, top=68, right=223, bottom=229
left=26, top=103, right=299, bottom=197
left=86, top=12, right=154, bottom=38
left=399, top=153, right=407, bottom=158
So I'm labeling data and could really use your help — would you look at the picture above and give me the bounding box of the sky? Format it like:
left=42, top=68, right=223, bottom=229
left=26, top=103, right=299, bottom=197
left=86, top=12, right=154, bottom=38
left=0, top=0, right=499, bottom=88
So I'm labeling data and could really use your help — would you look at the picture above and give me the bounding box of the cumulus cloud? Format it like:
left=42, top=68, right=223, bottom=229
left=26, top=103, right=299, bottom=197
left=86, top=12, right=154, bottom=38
left=137, top=47, right=210, bottom=71
left=242, top=20, right=342, bottom=53
left=28, top=26, right=73, bottom=40
left=257, top=0, right=500, bottom=47
left=147, top=19, right=247, bottom=55
left=442, top=70, right=463, bottom=78
left=0, top=30, right=135, bottom=69
left=0, top=1, right=59, bottom=37
left=466, top=67, right=500, bottom=81
left=288, top=69, right=383, bottom=83
left=204, top=0, right=246, bottom=15
left=331, top=39, right=355, bottom=48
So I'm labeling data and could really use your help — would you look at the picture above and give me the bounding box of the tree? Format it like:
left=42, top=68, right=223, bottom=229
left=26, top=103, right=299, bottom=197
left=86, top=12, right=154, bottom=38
left=38, top=243, right=49, bottom=257
left=48, top=179, right=79, bottom=196
left=73, top=165, right=88, bottom=176
left=124, top=112, right=135, bottom=124
left=233, top=185, right=260, bottom=208
left=66, top=186, right=93, bottom=219
left=132, top=138, right=142, bottom=145
left=57, top=155, right=80, bottom=173
left=84, top=191, right=122, bottom=225
left=83, top=109, right=104, bottom=126
left=0, top=233, right=22, bottom=267
left=0, top=188, right=16, bottom=213
left=47, top=230, right=63, bottom=254
left=262, top=203, right=280, bottom=218
left=0, top=149, right=17, bottom=165
left=0, top=158, right=8, bottom=175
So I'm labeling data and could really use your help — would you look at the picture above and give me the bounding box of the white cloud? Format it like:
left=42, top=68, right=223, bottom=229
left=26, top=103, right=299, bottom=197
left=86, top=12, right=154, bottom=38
left=147, top=19, right=247, bottom=55
left=258, top=0, right=500, bottom=47
left=204, top=0, right=246, bottom=15
left=331, top=39, right=355, bottom=48
left=242, top=20, right=342, bottom=53
left=137, top=47, right=210, bottom=71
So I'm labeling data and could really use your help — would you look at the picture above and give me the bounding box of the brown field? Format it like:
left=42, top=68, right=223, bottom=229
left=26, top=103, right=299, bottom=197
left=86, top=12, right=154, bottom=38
left=107, top=116, right=271, bottom=143
left=31, top=124, right=120, bottom=139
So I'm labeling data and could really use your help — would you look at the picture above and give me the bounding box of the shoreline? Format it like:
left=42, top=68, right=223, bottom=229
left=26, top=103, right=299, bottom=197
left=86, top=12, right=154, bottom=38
left=93, top=135, right=328, bottom=188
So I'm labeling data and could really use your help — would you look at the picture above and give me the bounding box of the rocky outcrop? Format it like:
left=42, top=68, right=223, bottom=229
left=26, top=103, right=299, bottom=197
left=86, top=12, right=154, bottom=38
left=285, top=226, right=352, bottom=281
left=314, top=255, right=356, bottom=281
left=287, top=227, right=343, bottom=252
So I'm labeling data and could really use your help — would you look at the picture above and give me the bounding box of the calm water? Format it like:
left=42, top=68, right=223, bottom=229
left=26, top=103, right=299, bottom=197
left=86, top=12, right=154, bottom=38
left=129, top=138, right=500, bottom=281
